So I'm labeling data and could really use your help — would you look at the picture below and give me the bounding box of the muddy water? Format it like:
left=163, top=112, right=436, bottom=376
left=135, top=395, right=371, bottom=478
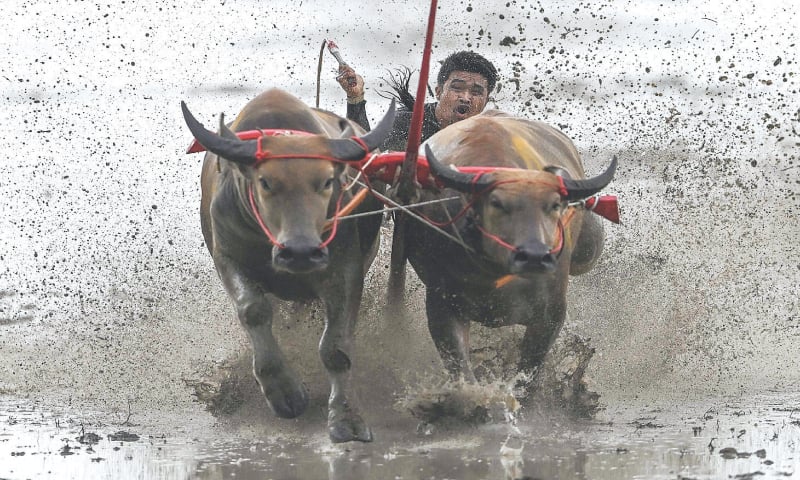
left=1, top=0, right=798, bottom=478
left=3, top=393, right=799, bottom=479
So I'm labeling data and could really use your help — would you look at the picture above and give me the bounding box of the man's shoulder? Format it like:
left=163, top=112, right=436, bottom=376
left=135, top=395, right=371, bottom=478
left=396, top=102, right=437, bottom=114
left=388, top=102, right=439, bottom=134
left=392, top=105, right=414, bottom=126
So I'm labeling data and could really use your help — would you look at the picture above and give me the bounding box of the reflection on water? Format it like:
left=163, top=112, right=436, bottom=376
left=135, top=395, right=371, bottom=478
left=0, top=401, right=196, bottom=479
left=2, top=394, right=798, bottom=479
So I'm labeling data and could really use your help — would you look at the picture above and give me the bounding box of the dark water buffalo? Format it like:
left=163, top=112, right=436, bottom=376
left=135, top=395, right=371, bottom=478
left=181, top=89, right=395, bottom=443
left=403, top=110, right=616, bottom=385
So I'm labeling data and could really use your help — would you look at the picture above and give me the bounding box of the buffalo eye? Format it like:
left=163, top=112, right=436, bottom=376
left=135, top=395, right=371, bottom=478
left=550, top=200, right=564, bottom=213
left=322, top=177, right=335, bottom=191
left=488, top=195, right=505, bottom=211
left=259, top=177, right=272, bottom=191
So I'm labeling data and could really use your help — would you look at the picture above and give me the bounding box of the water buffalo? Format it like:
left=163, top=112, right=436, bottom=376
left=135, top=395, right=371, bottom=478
left=401, top=110, right=617, bottom=387
left=181, top=89, right=395, bottom=443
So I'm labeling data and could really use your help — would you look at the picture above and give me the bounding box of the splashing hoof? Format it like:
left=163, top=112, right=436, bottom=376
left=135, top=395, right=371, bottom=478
left=258, top=372, right=309, bottom=419
left=328, top=409, right=373, bottom=443
left=266, top=386, right=309, bottom=419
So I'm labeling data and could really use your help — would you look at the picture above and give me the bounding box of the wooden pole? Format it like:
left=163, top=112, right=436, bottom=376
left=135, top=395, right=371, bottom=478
left=386, top=0, right=438, bottom=311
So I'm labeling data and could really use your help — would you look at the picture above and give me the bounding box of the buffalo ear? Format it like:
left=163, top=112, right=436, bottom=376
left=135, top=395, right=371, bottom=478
left=219, top=113, right=238, bottom=140
left=543, top=165, right=571, bottom=179
left=338, top=119, right=356, bottom=139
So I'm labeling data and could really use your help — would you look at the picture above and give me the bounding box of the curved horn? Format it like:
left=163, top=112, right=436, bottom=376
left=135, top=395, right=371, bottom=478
left=424, top=144, right=494, bottom=193
left=561, top=156, right=618, bottom=200
left=329, top=99, right=397, bottom=160
left=181, top=101, right=257, bottom=165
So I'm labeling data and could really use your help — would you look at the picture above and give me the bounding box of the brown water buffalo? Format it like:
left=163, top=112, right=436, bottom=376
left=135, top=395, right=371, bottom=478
left=181, top=89, right=395, bottom=443
left=402, top=110, right=617, bottom=387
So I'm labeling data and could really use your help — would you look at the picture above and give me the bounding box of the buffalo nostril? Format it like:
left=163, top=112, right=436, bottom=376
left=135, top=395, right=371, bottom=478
left=273, top=243, right=329, bottom=273
left=309, top=249, right=326, bottom=262
left=512, top=251, right=530, bottom=264
left=276, top=249, right=294, bottom=262
left=511, top=248, right=557, bottom=273
left=540, top=254, right=556, bottom=270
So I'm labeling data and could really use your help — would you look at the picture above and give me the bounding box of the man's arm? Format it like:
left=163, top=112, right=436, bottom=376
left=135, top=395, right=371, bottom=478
left=335, top=66, right=425, bottom=152
left=337, top=66, right=371, bottom=132
left=346, top=100, right=371, bottom=132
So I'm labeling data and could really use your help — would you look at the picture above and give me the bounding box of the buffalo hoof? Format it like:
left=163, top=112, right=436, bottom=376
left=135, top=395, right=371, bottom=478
left=257, top=371, right=309, bottom=419
left=328, top=407, right=373, bottom=443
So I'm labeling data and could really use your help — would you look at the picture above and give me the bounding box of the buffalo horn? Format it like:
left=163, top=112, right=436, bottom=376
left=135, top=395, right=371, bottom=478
left=424, top=144, right=494, bottom=193
left=561, top=156, right=618, bottom=200
left=329, top=99, right=397, bottom=160
left=181, top=101, right=258, bottom=165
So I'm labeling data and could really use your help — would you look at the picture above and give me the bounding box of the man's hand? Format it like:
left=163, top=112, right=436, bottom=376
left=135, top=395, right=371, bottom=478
left=337, top=65, right=364, bottom=104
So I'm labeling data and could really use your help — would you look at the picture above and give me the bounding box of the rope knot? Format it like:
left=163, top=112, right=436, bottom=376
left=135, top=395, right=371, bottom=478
left=348, top=136, right=371, bottom=161
left=254, top=134, right=271, bottom=163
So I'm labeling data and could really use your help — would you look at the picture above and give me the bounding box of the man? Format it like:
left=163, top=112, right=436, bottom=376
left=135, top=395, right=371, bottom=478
left=337, top=51, right=498, bottom=152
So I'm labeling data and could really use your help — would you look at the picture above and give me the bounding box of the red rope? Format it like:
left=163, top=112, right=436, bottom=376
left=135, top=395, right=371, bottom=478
left=409, top=178, right=560, bottom=230
left=556, top=176, right=569, bottom=198
left=319, top=190, right=346, bottom=249
left=248, top=185, right=285, bottom=248
left=191, top=129, right=381, bottom=249
left=475, top=224, right=518, bottom=251
left=550, top=218, right=565, bottom=255
left=248, top=179, right=363, bottom=250
left=187, top=128, right=371, bottom=165
left=476, top=218, right=566, bottom=255
left=252, top=137, right=370, bottom=166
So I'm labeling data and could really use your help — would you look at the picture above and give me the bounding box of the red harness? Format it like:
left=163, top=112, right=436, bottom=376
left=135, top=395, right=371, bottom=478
left=247, top=184, right=346, bottom=250
left=186, top=129, right=314, bottom=154
left=189, top=129, right=373, bottom=249
left=187, top=132, right=618, bottom=250
left=475, top=217, right=567, bottom=256
left=357, top=151, right=619, bottom=225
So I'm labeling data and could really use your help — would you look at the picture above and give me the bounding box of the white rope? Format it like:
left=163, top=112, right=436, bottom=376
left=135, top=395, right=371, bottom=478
left=568, top=193, right=600, bottom=210
left=334, top=195, right=462, bottom=220
left=343, top=153, right=378, bottom=191
left=354, top=183, right=476, bottom=252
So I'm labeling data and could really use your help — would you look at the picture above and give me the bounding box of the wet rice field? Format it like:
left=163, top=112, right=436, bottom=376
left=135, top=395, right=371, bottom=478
left=1, top=0, right=798, bottom=478
left=3, top=392, right=800, bottom=479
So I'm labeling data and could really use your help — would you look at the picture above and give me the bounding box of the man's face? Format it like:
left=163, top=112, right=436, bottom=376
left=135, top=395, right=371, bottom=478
left=434, top=70, right=490, bottom=129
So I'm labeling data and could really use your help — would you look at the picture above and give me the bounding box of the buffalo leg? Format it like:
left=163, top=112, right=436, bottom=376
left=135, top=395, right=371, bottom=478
left=320, top=265, right=372, bottom=443
left=425, top=287, right=477, bottom=383
left=215, top=259, right=309, bottom=419
left=518, top=300, right=566, bottom=375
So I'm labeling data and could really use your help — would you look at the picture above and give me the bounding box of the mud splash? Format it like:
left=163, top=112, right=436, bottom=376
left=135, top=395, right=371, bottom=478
left=395, top=376, right=524, bottom=427
left=392, top=333, right=601, bottom=427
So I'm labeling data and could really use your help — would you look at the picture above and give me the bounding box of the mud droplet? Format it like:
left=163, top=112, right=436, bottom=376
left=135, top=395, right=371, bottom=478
left=719, top=447, right=738, bottom=459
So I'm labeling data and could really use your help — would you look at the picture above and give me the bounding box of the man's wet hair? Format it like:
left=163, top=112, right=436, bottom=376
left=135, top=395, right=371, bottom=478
left=436, top=51, right=498, bottom=93
left=378, top=51, right=498, bottom=110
